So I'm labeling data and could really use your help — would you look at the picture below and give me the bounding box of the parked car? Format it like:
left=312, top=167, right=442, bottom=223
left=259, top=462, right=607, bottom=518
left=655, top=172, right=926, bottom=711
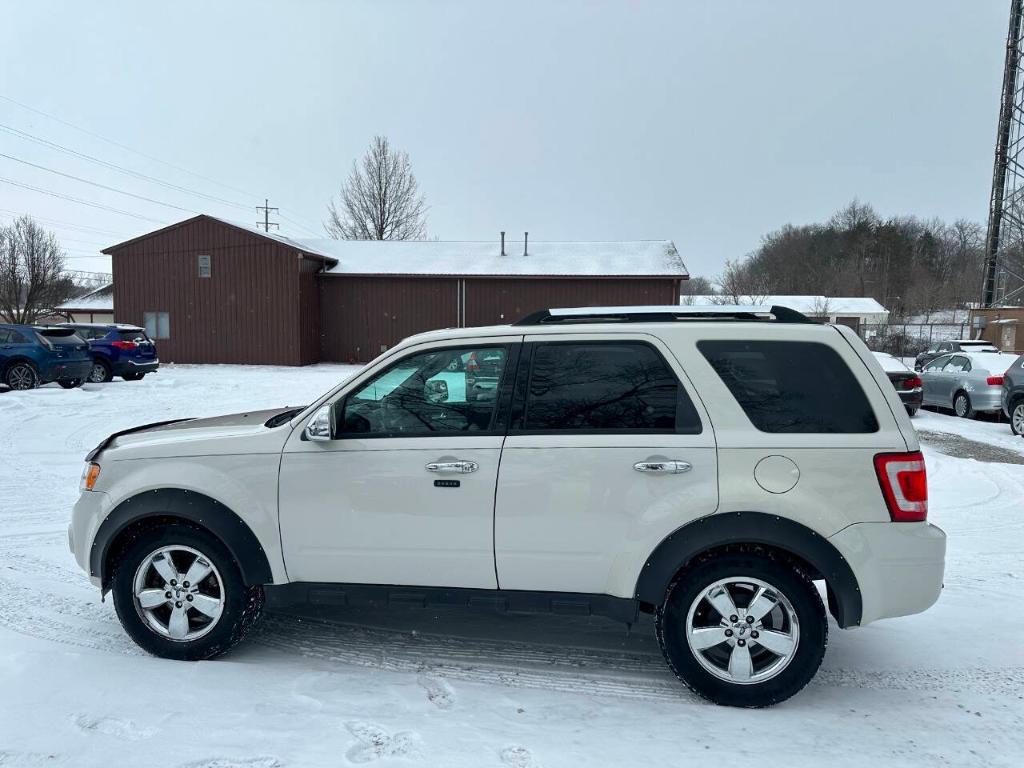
left=919, top=351, right=1011, bottom=418
left=70, top=304, right=945, bottom=707
left=1000, top=354, right=1024, bottom=435
left=871, top=351, right=922, bottom=416
left=0, top=324, right=92, bottom=390
left=59, top=323, right=159, bottom=383
left=914, top=339, right=999, bottom=371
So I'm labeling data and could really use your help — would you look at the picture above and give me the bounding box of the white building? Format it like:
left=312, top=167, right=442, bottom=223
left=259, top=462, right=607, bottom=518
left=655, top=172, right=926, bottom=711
left=682, top=295, right=889, bottom=329
left=55, top=284, right=114, bottom=324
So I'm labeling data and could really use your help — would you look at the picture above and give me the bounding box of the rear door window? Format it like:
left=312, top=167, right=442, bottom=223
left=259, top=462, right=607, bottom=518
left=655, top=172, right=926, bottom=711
left=924, top=354, right=952, bottom=372
left=698, top=340, right=878, bottom=434
left=518, top=341, right=701, bottom=433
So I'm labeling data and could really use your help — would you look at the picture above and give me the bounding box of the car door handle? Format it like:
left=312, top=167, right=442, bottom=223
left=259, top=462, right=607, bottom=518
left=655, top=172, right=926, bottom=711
left=425, top=460, right=479, bottom=474
left=633, top=460, right=692, bottom=474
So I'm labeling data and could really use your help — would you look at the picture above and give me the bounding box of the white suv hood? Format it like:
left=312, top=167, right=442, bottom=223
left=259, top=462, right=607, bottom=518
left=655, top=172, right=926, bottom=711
left=98, top=407, right=300, bottom=460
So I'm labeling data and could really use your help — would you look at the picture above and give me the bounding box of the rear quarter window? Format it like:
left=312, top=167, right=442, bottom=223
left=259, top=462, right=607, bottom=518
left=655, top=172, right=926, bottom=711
left=698, top=340, right=879, bottom=434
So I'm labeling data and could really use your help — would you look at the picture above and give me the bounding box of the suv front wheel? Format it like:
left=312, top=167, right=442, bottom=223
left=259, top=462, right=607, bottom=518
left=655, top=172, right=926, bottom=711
left=656, top=553, right=827, bottom=707
left=111, top=523, right=264, bottom=660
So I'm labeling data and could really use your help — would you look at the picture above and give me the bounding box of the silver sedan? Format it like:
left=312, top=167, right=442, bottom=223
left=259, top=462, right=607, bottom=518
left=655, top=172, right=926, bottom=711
left=919, top=351, right=1012, bottom=418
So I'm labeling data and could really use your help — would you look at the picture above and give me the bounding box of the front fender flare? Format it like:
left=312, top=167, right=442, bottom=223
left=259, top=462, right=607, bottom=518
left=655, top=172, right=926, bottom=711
left=634, top=511, right=862, bottom=628
left=90, top=488, right=273, bottom=589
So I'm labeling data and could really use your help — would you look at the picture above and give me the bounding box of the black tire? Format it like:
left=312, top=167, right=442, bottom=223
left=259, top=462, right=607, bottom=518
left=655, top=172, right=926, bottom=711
left=655, top=552, right=827, bottom=707
left=906, top=406, right=918, bottom=418
left=111, top=523, right=264, bottom=661
left=88, top=359, right=113, bottom=383
left=58, top=379, right=83, bottom=389
left=121, top=371, right=145, bottom=381
left=953, top=391, right=975, bottom=419
left=4, top=361, right=38, bottom=390
left=1011, top=399, right=1024, bottom=436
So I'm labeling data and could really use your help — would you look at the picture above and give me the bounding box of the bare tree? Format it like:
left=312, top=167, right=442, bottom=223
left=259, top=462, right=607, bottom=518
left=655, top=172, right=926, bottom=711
left=0, top=216, right=72, bottom=324
left=715, top=259, right=771, bottom=304
left=679, top=275, right=714, bottom=304
left=326, top=136, right=428, bottom=240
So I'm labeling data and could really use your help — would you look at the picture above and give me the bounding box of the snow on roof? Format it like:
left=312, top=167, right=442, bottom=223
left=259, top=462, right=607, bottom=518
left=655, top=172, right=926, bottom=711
left=56, top=284, right=114, bottom=312
left=308, top=239, right=686, bottom=277
left=104, top=216, right=685, bottom=277
left=684, top=295, right=889, bottom=315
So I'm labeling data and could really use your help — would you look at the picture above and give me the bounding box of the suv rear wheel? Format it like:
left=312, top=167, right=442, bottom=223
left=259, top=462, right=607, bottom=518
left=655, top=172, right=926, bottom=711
left=88, top=359, right=112, bottom=383
left=1011, top=399, right=1024, bottom=436
left=656, top=553, right=827, bottom=707
left=111, top=523, right=264, bottom=660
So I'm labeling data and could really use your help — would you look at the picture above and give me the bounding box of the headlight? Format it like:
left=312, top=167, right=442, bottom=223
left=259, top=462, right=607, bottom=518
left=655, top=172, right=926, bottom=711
left=80, top=462, right=101, bottom=491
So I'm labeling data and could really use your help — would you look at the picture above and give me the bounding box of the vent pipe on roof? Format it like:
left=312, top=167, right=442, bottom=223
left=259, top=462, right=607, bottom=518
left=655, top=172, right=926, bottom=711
left=524, top=231, right=528, bottom=256
left=500, top=231, right=506, bottom=256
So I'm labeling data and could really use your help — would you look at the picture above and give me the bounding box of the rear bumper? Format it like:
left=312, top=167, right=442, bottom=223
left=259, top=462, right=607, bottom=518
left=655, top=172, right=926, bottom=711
left=897, top=388, right=923, bottom=409
left=112, top=358, right=159, bottom=375
left=966, top=387, right=1002, bottom=413
left=829, top=521, right=945, bottom=626
left=40, top=359, right=93, bottom=383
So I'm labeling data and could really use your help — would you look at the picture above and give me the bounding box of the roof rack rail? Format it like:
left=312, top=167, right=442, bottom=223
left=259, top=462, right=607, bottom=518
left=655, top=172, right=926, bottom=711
left=513, top=305, right=817, bottom=326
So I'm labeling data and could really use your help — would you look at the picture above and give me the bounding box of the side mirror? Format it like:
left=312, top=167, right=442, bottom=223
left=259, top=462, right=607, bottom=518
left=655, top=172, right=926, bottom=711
left=425, top=379, right=448, bottom=403
left=305, top=405, right=334, bottom=441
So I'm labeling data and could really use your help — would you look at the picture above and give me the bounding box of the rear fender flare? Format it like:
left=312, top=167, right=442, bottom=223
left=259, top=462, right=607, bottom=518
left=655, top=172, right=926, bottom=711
left=634, top=511, right=862, bottom=628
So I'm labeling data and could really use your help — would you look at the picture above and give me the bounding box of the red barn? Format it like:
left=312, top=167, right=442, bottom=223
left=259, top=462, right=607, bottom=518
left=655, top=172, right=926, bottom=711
left=103, top=215, right=688, bottom=365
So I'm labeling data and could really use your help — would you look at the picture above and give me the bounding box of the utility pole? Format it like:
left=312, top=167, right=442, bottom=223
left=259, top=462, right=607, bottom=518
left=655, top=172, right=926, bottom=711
left=256, top=198, right=279, bottom=232
left=983, top=0, right=1024, bottom=307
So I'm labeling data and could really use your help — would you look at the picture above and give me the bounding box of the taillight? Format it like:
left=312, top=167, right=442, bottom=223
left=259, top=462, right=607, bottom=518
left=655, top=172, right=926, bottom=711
left=986, top=375, right=1004, bottom=386
left=111, top=340, right=137, bottom=350
left=874, top=451, right=928, bottom=522
left=904, top=376, right=922, bottom=389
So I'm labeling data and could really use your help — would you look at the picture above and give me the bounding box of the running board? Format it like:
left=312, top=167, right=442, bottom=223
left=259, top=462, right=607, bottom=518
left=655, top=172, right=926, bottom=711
left=264, top=583, right=639, bottom=624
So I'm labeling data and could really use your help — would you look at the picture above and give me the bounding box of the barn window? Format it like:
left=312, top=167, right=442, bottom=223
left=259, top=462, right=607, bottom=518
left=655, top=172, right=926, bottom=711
left=197, top=254, right=211, bottom=278
left=144, top=311, right=170, bottom=340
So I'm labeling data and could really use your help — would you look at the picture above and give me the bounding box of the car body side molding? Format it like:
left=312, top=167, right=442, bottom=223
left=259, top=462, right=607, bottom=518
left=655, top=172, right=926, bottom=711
left=90, top=487, right=273, bottom=589
left=265, top=583, right=640, bottom=624
left=634, top=511, right=863, bottom=628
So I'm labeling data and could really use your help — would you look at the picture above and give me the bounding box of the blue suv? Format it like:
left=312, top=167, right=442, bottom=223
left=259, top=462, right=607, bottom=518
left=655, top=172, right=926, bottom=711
left=59, top=323, right=159, bottom=383
left=0, top=324, right=93, bottom=390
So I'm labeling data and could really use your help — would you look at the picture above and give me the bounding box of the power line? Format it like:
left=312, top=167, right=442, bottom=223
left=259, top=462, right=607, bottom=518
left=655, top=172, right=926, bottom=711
left=0, top=92, right=261, bottom=203
left=0, top=121, right=254, bottom=212
left=278, top=210, right=323, bottom=237
left=0, top=151, right=197, bottom=214
left=0, top=208, right=129, bottom=237
left=0, top=176, right=167, bottom=224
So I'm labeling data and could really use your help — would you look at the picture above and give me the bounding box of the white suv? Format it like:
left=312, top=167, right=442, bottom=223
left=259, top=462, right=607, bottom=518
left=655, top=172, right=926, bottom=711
left=69, top=305, right=945, bottom=707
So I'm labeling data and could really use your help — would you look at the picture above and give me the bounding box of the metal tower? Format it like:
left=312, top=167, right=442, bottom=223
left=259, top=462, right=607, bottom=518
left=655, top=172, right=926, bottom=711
left=983, top=0, right=1024, bottom=306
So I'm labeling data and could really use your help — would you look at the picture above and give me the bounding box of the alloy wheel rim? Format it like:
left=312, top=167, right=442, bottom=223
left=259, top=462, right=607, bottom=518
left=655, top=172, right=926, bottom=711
left=132, top=545, right=225, bottom=642
left=9, top=365, right=35, bottom=390
left=685, top=576, right=800, bottom=685
left=88, top=364, right=106, bottom=383
left=1014, top=404, right=1024, bottom=434
left=955, top=395, right=968, bottom=416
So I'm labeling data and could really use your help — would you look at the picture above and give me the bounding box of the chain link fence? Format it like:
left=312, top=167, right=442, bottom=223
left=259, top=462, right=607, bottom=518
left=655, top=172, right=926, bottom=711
left=858, top=322, right=970, bottom=359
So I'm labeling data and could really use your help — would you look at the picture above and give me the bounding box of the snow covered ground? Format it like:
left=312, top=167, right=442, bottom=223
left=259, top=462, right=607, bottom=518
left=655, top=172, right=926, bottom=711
left=1, top=365, right=1022, bottom=767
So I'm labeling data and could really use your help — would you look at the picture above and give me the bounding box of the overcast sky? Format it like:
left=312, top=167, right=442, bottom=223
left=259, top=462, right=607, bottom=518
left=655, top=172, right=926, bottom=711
left=0, top=1, right=1010, bottom=278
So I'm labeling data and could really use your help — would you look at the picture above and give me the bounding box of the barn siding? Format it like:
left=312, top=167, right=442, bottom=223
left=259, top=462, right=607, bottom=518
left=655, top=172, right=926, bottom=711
left=463, top=277, right=681, bottom=326
left=319, top=276, right=459, bottom=363
left=110, top=217, right=307, bottom=365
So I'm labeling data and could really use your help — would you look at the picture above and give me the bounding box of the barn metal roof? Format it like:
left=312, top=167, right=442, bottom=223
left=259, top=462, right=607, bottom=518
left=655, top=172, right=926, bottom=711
left=307, top=238, right=686, bottom=278
left=103, top=215, right=687, bottom=278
